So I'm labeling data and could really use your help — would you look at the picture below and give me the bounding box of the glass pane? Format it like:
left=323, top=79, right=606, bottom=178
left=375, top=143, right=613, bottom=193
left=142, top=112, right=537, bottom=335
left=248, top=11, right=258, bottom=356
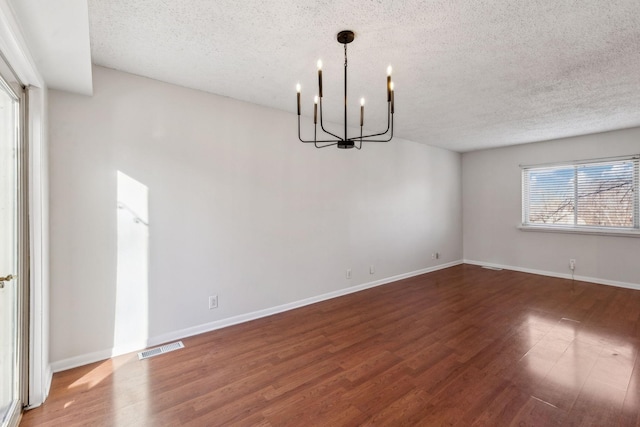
left=0, top=80, right=18, bottom=423
left=526, top=166, right=575, bottom=225
left=576, top=161, right=634, bottom=227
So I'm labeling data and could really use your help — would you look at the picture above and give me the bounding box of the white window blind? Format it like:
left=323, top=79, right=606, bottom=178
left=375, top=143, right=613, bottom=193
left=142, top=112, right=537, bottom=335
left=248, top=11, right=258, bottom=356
left=522, top=155, right=639, bottom=230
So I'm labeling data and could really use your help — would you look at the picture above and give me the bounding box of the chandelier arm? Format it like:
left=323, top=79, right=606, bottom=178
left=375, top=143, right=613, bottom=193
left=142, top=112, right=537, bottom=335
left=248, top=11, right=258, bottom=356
left=297, top=115, right=308, bottom=143
left=354, top=136, right=393, bottom=143
left=298, top=113, right=346, bottom=144
left=299, top=138, right=343, bottom=144
left=312, top=124, right=338, bottom=148
left=357, top=103, right=392, bottom=139
left=301, top=138, right=345, bottom=144
left=351, top=113, right=394, bottom=143
left=357, top=130, right=390, bottom=139
left=297, top=115, right=317, bottom=143
left=352, top=103, right=393, bottom=140
left=306, top=105, right=394, bottom=144
left=318, top=98, right=343, bottom=140
left=357, top=129, right=391, bottom=139
left=355, top=127, right=363, bottom=150
left=312, top=138, right=348, bottom=143
left=352, top=136, right=392, bottom=143
left=315, top=142, right=340, bottom=148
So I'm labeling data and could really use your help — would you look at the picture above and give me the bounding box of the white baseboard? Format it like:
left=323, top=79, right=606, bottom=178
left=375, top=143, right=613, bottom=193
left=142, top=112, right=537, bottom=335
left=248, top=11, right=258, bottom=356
left=51, top=260, right=463, bottom=373
left=463, top=259, right=640, bottom=291
left=51, top=348, right=115, bottom=373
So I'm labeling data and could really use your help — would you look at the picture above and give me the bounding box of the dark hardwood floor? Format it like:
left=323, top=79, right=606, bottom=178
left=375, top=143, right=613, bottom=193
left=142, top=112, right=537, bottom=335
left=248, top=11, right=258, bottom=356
left=21, top=264, right=640, bottom=426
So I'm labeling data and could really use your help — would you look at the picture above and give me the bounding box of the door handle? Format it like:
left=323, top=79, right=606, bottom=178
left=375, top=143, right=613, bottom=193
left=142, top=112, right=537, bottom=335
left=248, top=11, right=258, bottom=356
left=0, top=274, right=15, bottom=289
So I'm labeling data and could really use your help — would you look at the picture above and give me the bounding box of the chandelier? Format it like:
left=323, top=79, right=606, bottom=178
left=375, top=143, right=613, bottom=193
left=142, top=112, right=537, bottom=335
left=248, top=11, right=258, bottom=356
left=296, top=30, right=395, bottom=149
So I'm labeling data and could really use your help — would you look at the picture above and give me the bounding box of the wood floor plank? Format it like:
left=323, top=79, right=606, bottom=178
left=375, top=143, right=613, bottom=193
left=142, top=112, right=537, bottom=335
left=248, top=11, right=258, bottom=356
left=531, top=339, right=602, bottom=411
left=468, top=382, right=531, bottom=426
left=360, top=389, right=432, bottom=426
left=342, top=363, right=414, bottom=416
left=509, top=395, right=567, bottom=426
left=20, top=265, right=640, bottom=426
left=619, top=352, right=640, bottom=426
left=563, top=377, right=627, bottom=426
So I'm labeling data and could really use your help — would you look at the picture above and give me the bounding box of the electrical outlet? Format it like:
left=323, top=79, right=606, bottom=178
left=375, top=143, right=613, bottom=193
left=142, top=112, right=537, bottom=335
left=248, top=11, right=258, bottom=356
left=369, top=265, right=375, bottom=274
left=346, top=269, right=352, bottom=279
left=209, top=295, right=218, bottom=309
left=569, top=259, right=576, bottom=271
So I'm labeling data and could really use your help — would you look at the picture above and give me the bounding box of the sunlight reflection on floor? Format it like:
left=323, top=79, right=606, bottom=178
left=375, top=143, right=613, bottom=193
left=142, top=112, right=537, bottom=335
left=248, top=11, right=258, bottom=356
left=523, top=314, right=637, bottom=408
left=68, top=355, right=134, bottom=390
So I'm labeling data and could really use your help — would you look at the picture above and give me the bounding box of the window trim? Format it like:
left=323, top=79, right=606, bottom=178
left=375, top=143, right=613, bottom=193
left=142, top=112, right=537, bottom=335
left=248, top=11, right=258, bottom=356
left=520, top=154, right=640, bottom=237
left=517, top=224, right=640, bottom=237
left=519, top=154, right=640, bottom=169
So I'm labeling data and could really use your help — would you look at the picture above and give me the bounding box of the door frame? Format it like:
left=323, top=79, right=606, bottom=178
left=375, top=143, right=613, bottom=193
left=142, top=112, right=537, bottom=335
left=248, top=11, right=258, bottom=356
left=18, top=71, right=30, bottom=413
left=0, top=51, right=28, bottom=427
left=0, top=0, right=51, bottom=410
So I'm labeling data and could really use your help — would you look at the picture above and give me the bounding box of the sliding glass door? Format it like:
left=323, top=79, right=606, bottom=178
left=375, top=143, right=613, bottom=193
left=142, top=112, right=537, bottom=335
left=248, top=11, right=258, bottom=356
left=0, top=59, right=25, bottom=427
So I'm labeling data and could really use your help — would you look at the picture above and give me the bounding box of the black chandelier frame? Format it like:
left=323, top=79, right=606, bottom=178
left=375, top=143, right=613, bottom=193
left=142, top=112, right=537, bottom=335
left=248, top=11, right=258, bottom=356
left=296, top=30, right=395, bottom=150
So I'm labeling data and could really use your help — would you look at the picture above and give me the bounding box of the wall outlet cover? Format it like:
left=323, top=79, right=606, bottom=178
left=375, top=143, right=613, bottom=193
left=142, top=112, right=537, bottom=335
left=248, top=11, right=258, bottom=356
left=209, top=295, right=218, bottom=309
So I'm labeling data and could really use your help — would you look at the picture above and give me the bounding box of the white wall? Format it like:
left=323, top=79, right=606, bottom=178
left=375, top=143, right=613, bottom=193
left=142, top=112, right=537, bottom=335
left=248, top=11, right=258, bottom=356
left=49, top=66, right=462, bottom=368
left=463, top=127, right=640, bottom=287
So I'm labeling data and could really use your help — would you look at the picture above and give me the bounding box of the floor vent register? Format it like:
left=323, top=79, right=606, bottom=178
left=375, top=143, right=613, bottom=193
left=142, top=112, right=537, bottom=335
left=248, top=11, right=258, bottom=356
left=138, top=341, right=185, bottom=360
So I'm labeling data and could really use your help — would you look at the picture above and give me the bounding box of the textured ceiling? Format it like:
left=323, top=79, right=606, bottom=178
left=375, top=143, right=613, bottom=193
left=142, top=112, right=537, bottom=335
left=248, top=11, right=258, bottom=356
left=87, top=0, right=640, bottom=152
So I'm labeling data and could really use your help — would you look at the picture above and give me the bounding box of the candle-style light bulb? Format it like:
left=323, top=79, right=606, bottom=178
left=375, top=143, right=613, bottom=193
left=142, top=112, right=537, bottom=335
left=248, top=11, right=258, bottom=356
left=317, top=59, right=323, bottom=98
left=360, top=98, right=365, bottom=127
left=314, top=95, right=318, bottom=124
left=296, top=83, right=301, bottom=115
left=387, top=65, right=392, bottom=102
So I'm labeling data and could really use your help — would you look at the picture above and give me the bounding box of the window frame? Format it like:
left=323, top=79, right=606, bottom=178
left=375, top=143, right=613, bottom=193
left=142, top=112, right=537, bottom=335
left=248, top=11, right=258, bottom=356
left=520, top=155, right=640, bottom=237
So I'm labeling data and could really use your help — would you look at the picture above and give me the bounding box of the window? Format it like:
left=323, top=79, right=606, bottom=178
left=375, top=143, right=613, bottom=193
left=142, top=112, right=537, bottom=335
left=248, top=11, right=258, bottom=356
left=521, top=155, right=640, bottom=234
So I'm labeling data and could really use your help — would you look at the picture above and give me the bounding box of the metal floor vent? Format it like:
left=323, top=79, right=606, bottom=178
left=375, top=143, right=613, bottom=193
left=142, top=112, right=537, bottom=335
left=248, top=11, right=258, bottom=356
left=481, top=266, right=503, bottom=271
left=138, top=341, right=184, bottom=360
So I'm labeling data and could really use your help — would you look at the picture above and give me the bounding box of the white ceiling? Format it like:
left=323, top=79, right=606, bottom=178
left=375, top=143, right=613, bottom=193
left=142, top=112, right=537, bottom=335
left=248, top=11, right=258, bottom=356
left=14, top=0, right=640, bottom=152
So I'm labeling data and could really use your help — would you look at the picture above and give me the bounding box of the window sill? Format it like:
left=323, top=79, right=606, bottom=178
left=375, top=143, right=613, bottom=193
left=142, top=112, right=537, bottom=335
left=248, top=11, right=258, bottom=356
left=518, top=225, right=640, bottom=238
